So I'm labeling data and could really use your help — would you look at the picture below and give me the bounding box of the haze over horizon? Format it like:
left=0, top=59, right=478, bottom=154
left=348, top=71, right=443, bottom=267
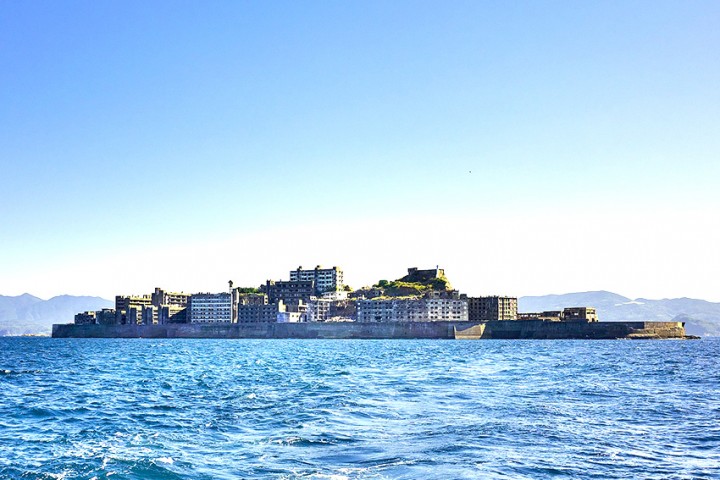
left=1, top=2, right=718, bottom=302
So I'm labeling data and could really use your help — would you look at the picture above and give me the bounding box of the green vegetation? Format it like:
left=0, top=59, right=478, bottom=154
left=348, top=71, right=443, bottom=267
left=428, top=276, right=450, bottom=291
left=235, top=287, right=260, bottom=294
left=372, top=273, right=452, bottom=298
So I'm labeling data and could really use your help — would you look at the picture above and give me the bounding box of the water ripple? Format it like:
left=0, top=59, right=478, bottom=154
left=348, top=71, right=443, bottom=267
left=1, top=338, right=719, bottom=479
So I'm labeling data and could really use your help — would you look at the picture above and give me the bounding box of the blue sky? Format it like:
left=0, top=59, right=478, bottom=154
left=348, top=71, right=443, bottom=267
left=1, top=1, right=719, bottom=301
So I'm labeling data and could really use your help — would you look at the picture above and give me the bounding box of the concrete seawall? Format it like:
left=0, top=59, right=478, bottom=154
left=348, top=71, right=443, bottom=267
left=52, top=320, right=687, bottom=340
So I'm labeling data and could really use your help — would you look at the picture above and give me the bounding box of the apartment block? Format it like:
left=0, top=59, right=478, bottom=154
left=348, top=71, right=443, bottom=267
left=306, top=298, right=331, bottom=322
left=151, top=287, right=190, bottom=308
left=426, top=297, right=468, bottom=321
left=115, top=287, right=190, bottom=325
left=264, top=280, right=315, bottom=305
left=467, top=296, right=518, bottom=321
left=357, top=298, right=468, bottom=322
left=357, top=299, right=395, bottom=322
left=290, top=265, right=344, bottom=294
left=189, top=292, right=232, bottom=323
left=237, top=301, right=286, bottom=323
left=115, top=294, right=153, bottom=325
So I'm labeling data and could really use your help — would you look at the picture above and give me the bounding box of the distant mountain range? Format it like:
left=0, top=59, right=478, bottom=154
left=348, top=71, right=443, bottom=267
left=1, top=291, right=718, bottom=337
left=519, top=291, right=720, bottom=337
left=0, top=294, right=112, bottom=336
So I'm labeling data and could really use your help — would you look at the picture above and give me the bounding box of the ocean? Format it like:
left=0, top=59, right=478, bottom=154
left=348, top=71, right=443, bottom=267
left=1, top=338, right=718, bottom=479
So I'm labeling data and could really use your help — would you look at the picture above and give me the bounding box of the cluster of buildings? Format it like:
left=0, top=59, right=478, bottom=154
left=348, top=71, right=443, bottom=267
left=74, top=265, right=599, bottom=326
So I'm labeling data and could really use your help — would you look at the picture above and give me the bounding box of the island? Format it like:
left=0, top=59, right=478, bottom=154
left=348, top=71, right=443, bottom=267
left=52, top=266, right=689, bottom=340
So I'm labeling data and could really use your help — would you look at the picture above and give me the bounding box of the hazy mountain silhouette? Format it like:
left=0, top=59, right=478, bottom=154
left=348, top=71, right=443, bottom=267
left=0, top=294, right=112, bottom=336
left=519, top=291, right=720, bottom=336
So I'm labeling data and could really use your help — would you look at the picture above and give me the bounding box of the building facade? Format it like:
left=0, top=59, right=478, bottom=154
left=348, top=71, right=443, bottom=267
left=467, top=296, right=518, bottom=321
left=151, top=288, right=190, bottom=308
left=235, top=294, right=286, bottom=323
left=357, top=299, right=395, bottom=322
left=290, top=265, right=344, bottom=294
left=306, top=298, right=332, bottom=322
left=563, top=307, right=598, bottom=322
left=236, top=303, right=285, bottom=323
left=517, top=307, right=598, bottom=322
left=115, top=295, right=153, bottom=324
left=75, top=309, right=117, bottom=325
left=264, top=280, right=315, bottom=305
left=159, top=305, right=187, bottom=324
left=189, top=292, right=232, bottom=323
left=426, top=297, right=468, bottom=321
left=115, top=287, right=189, bottom=325
left=357, top=298, right=468, bottom=322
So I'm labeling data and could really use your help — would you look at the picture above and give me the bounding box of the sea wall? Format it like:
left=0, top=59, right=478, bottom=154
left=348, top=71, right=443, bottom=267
left=52, top=320, right=686, bottom=340
left=453, top=320, right=686, bottom=339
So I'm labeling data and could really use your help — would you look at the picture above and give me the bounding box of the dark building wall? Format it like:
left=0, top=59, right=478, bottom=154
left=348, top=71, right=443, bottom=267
left=404, top=267, right=444, bottom=283
left=74, top=312, right=96, bottom=325
left=467, top=296, right=518, bottom=321
left=265, top=280, right=314, bottom=304
left=237, top=303, right=280, bottom=323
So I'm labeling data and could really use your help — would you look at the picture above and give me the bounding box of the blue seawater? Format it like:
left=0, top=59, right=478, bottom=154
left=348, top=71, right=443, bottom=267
left=1, top=338, right=719, bottom=479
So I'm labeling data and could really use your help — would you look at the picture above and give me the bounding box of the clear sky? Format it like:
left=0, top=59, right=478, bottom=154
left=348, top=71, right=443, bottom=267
left=1, top=1, right=718, bottom=301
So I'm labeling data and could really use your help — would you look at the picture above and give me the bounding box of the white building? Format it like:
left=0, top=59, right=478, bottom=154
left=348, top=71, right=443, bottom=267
left=277, top=311, right=303, bottom=323
left=306, top=298, right=332, bottom=322
left=320, top=290, right=349, bottom=301
left=290, top=265, right=344, bottom=294
left=189, top=292, right=232, bottom=323
left=357, top=298, right=468, bottom=322
left=426, top=298, right=468, bottom=321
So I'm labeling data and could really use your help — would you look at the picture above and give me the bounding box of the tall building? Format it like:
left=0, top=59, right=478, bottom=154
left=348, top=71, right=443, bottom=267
left=264, top=280, right=315, bottom=305
left=467, top=296, right=518, bottom=321
left=188, top=292, right=232, bottom=323
left=115, top=294, right=153, bottom=325
left=151, top=287, right=190, bottom=308
left=115, top=287, right=189, bottom=325
left=290, top=265, right=343, bottom=294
